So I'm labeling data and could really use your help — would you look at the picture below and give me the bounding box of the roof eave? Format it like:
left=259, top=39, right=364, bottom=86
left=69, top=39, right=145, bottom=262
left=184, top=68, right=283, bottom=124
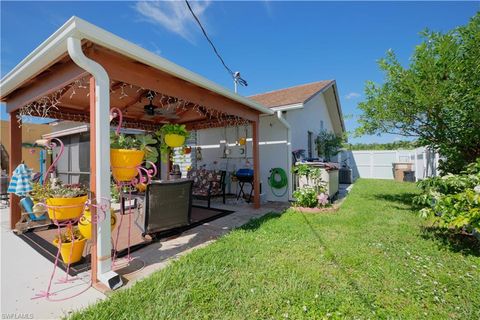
left=1, top=16, right=273, bottom=115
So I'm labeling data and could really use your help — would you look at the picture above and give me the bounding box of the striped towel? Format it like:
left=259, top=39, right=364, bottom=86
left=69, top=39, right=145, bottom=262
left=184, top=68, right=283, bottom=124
left=7, top=163, right=33, bottom=196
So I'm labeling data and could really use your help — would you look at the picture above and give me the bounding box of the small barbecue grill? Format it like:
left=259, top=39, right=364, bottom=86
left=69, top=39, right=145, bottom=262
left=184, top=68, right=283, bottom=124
left=235, top=169, right=254, bottom=202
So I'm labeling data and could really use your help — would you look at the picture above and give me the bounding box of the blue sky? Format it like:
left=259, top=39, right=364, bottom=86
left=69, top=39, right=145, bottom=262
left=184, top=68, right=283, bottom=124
left=1, top=1, right=478, bottom=143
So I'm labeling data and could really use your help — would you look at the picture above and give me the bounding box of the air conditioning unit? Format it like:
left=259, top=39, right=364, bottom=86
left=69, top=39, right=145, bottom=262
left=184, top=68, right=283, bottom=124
left=339, top=168, right=352, bottom=184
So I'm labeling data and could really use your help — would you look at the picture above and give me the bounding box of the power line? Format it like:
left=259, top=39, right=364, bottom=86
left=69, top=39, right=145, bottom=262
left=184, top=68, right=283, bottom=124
left=184, top=0, right=248, bottom=89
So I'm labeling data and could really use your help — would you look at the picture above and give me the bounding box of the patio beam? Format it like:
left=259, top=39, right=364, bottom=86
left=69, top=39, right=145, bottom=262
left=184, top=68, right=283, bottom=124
left=87, top=48, right=260, bottom=122
left=5, top=61, right=88, bottom=113
left=8, top=111, right=22, bottom=229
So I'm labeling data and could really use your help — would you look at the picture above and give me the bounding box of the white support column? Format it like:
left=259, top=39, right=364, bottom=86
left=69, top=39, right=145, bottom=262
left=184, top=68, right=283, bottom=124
left=67, top=37, right=122, bottom=290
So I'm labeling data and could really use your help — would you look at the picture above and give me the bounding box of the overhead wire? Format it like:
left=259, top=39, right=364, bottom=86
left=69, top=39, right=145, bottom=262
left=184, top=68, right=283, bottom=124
left=184, top=0, right=248, bottom=87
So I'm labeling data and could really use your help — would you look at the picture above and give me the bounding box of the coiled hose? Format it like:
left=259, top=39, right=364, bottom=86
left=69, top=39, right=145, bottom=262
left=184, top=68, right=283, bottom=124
left=268, top=168, right=288, bottom=197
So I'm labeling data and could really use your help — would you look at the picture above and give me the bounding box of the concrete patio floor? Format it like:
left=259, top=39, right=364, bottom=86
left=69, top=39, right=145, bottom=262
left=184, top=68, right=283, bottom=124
left=0, top=198, right=288, bottom=319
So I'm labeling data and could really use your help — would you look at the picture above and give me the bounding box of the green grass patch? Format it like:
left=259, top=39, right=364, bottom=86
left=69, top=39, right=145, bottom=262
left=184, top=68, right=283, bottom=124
left=70, top=179, right=479, bottom=319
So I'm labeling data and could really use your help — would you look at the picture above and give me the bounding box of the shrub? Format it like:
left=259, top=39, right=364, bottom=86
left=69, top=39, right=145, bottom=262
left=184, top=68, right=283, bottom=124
left=293, top=186, right=318, bottom=208
left=414, top=158, right=480, bottom=231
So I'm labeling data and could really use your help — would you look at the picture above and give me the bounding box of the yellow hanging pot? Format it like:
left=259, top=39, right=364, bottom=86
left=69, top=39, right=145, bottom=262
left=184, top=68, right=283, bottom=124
left=46, top=195, right=88, bottom=220
left=78, top=208, right=117, bottom=240
left=110, top=149, right=145, bottom=182
left=164, top=134, right=186, bottom=148
left=53, top=237, right=87, bottom=264
left=239, top=137, right=247, bottom=146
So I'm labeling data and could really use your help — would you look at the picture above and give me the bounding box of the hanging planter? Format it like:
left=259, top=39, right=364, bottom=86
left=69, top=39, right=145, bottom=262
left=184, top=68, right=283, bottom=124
left=183, top=146, right=192, bottom=154
left=156, top=124, right=189, bottom=162
left=52, top=228, right=86, bottom=264
left=239, top=137, right=247, bottom=146
left=164, top=134, right=186, bottom=148
left=78, top=208, right=117, bottom=240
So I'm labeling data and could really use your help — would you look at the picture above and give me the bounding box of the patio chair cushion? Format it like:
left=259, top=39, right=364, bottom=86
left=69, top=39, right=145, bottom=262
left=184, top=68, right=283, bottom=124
left=187, top=169, right=224, bottom=196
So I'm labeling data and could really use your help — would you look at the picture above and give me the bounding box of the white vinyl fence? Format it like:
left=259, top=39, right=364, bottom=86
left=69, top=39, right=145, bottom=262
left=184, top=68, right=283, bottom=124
left=338, top=147, right=439, bottom=181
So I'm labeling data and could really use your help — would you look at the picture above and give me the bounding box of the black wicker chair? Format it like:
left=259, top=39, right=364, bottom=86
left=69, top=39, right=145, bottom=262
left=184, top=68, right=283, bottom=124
left=143, top=179, right=193, bottom=236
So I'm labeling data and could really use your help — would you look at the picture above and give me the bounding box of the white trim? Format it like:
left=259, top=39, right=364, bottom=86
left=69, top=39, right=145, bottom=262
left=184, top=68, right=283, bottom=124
left=42, top=124, right=89, bottom=138
left=269, top=103, right=304, bottom=112
left=1, top=16, right=273, bottom=116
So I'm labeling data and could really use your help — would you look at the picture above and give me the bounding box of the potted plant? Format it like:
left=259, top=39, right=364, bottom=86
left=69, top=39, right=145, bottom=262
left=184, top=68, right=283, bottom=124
left=52, top=227, right=86, bottom=264
left=110, top=132, right=158, bottom=182
left=156, top=124, right=189, bottom=162
left=32, top=179, right=89, bottom=220
left=78, top=208, right=117, bottom=240
left=157, top=124, right=189, bottom=147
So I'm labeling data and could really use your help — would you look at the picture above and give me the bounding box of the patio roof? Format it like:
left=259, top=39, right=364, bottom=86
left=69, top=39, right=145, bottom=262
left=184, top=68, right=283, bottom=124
left=0, top=16, right=272, bottom=129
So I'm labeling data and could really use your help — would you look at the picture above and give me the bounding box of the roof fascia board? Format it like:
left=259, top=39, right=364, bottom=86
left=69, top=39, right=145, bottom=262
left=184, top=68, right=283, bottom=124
left=269, top=103, right=304, bottom=112
left=302, top=80, right=335, bottom=105
left=330, top=82, right=346, bottom=132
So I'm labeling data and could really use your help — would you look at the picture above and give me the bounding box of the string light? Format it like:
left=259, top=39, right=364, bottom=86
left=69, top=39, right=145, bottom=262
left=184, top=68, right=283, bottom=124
left=16, top=76, right=250, bottom=130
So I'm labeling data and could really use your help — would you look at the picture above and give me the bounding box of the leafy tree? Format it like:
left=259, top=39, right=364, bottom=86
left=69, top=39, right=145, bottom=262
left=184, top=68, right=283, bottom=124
left=356, top=13, right=480, bottom=173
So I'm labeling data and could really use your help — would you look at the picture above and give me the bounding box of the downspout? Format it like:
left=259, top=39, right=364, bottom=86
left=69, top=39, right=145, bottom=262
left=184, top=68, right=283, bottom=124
left=276, top=111, right=293, bottom=201
left=67, top=37, right=122, bottom=290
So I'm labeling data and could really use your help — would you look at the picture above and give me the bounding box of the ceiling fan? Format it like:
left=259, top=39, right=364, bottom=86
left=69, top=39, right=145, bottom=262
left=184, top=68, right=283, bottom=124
left=143, top=96, right=180, bottom=119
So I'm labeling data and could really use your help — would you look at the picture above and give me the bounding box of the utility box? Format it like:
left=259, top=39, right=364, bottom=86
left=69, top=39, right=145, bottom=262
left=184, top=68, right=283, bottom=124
left=339, top=168, right=352, bottom=184
left=393, top=162, right=414, bottom=182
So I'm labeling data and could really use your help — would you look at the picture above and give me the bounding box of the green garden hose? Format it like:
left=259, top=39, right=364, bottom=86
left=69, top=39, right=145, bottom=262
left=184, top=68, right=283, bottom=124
left=268, top=168, right=288, bottom=197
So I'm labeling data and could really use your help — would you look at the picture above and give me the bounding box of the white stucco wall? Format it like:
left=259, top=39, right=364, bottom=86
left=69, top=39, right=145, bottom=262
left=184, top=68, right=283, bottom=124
left=286, top=92, right=334, bottom=155
left=194, top=117, right=289, bottom=202
left=192, top=91, right=337, bottom=203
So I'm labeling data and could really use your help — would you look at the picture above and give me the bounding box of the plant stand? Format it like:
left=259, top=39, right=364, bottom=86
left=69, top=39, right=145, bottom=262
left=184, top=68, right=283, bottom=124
left=110, top=108, right=157, bottom=274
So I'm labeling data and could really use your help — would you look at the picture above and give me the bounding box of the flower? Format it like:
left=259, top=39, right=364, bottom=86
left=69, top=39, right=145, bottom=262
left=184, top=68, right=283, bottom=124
left=317, top=193, right=329, bottom=206
left=474, top=185, right=480, bottom=194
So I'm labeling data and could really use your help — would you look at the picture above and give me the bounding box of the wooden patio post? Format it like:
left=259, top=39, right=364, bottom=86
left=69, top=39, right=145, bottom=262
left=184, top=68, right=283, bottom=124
left=89, top=76, right=98, bottom=283
left=252, top=117, right=260, bottom=209
left=8, top=110, right=22, bottom=229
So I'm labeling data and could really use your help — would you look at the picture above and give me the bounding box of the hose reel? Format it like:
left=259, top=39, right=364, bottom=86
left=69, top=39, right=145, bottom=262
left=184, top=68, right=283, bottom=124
left=268, top=167, right=288, bottom=197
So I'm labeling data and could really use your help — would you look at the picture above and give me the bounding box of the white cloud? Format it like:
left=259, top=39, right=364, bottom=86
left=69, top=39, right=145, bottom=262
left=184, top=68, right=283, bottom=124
left=344, top=92, right=361, bottom=100
left=135, top=0, right=211, bottom=42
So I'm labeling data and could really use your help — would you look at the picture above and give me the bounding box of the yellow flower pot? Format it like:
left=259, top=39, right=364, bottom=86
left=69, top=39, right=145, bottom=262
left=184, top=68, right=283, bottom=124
left=53, top=237, right=87, bottom=264
left=46, top=195, right=88, bottom=220
left=164, top=134, right=185, bottom=148
left=110, top=149, right=145, bottom=182
left=78, top=208, right=117, bottom=240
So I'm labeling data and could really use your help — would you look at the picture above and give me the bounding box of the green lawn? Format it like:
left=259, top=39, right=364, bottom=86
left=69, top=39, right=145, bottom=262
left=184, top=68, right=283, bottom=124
left=70, top=179, right=480, bottom=319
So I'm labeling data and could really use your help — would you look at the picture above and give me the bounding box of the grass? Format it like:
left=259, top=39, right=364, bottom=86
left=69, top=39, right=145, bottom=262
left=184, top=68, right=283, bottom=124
left=70, top=179, right=480, bottom=319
